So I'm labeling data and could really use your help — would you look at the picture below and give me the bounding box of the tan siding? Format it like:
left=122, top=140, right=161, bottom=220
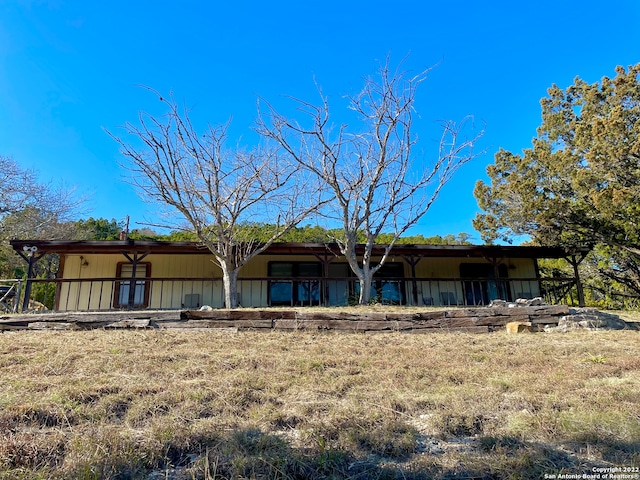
left=413, top=257, right=537, bottom=279
left=58, top=253, right=226, bottom=310
left=55, top=252, right=542, bottom=310
left=412, top=257, right=540, bottom=306
left=143, top=255, right=222, bottom=308
left=59, top=254, right=118, bottom=310
left=505, top=259, right=540, bottom=298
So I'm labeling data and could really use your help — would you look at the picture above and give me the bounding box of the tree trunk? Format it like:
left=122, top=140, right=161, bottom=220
left=220, top=264, right=239, bottom=309
left=358, top=273, right=374, bottom=305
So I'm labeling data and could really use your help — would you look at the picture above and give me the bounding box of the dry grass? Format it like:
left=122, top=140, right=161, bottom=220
left=1, top=326, right=639, bottom=479
left=612, top=309, right=640, bottom=324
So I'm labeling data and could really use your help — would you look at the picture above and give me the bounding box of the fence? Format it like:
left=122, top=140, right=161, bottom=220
left=0, top=279, right=22, bottom=313
left=10, top=275, right=583, bottom=312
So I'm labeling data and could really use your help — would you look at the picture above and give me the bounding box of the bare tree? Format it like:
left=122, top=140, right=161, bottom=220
left=0, top=155, right=41, bottom=216
left=109, top=91, right=321, bottom=308
left=0, top=155, right=86, bottom=298
left=0, top=155, right=83, bottom=240
left=257, top=59, right=484, bottom=304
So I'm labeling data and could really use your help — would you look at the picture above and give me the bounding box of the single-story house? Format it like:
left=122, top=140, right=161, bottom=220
left=9, top=239, right=588, bottom=311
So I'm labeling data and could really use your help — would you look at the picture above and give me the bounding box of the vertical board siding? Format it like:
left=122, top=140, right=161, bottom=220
left=146, top=255, right=221, bottom=309
left=56, top=252, right=541, bottom=310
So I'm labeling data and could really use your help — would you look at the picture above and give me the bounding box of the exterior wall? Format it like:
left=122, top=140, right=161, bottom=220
left=501, top=258, right=540, bottom=300
left=57, top=252, right=541, bottom=310
left=413, top=257, right=540, bottom=306
left=239, top=254, right=324, bottom=307
left=59, top=253, right=224, bottom=310
left=58, top=254, right=117, bottom=310
left=144, top=254, right=223, bottom=309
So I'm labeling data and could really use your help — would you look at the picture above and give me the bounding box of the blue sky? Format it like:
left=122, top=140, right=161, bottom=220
left=1, top=0, right=639, bottom=242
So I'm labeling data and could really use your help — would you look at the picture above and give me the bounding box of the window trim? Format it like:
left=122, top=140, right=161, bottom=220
left=268, top=261, right=322, bottom=306
left=459, top=262, right=510, bottom=305
left=113, top=261, right=151, bottom=309
left=370, top=262, right=406, bottom=304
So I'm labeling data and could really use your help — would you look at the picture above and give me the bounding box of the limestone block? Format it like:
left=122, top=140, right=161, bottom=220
left=506, top=321, right=533, bottom=334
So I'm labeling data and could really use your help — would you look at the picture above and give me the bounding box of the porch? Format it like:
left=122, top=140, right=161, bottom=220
left=8, top=274, right=583, bottom=313
left=7, top=239, right=590, bottom=313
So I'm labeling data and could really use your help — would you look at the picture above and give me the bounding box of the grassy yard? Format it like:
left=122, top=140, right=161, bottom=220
left=0, top=326, right=639, bottom=479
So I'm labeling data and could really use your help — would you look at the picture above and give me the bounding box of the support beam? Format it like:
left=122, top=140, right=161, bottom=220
left=121, top=251, right=150, bottom=310
left=16, top=246, right=45, bottom=312
left=401, top=254, right=423, bottom=306
left=313, top=251, right=338, bottom=306
left=483, top=255, right=508, bottom=302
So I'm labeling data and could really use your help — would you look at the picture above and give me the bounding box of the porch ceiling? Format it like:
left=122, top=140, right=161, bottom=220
left=9, top=239, right=588, bottom=260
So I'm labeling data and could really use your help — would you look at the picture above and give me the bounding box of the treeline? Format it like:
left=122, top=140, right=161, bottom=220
left=76, top=217, right=472, bottom=246
left=0, top=215, right=471, bottom=280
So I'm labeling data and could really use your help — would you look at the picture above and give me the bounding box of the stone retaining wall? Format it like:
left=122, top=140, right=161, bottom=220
left=1, top=304, right=624, bottom=333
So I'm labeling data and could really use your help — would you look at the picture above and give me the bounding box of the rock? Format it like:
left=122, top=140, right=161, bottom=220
left=28, top=322, right=78, bottom=330
left=26, top=300, right=47, bottom=312
left=489, top=297, right=545, bottom=308
left=489, top=299, right=508, bottom=307
left=506, top=321, right=533, bottom=333
left=199, top=305, right=213, bottom=311
left=516, top=297, right=544, bottom=306
left=545, top=309, right=628, bottom=332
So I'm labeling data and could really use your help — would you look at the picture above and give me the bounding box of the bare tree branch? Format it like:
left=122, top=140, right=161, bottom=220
left=108, top=90, right=322, bottom=308
left=257, top=57, right=484, bottom=304
left=0, top=155, right=86, bottom=240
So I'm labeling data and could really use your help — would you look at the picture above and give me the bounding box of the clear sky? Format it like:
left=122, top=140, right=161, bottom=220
left=1, top=0, right=639, bottom=241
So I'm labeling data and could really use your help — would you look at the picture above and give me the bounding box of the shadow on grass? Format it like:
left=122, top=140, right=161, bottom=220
left=167, top=429, right=640, bottom=480
left=2, top=425, right=639, bottom=479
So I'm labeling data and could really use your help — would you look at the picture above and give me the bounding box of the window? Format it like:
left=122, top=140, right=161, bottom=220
left=460, top=263, right=509, bottom=305
left=376, top=263, right=405, bottom=304
left=268, top=262, right=321, bottom=306
left=354, top=262, right=405, bottom=304
left=327, top=263, right=350, bottom=306
left=113, top=262, right=151, bottom=309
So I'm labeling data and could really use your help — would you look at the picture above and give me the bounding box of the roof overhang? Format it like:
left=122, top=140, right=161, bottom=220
left=9, top=239, right=589, bottom=260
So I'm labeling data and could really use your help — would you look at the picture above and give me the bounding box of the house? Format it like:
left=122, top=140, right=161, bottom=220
left=9, top=239, right=588, bottom=311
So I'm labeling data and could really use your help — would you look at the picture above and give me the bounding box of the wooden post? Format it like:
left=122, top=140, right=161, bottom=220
left=22, top=254, right=36, bottom=312
left=127, top=256, right=138, bottom=310
left=401, top=255, right=422, bottom=306
left=121, top=250, right=149, bottom=310
left=483, top=255, right=507, bottom=303
left=313, top=252, right=335, bottom=306
left=16, top=246, right=42, bottom=312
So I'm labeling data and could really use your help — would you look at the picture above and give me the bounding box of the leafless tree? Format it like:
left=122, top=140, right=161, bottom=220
left=0, top=155, right=85, bottom=286
left=0, top=155, right=83, bottom=240
left=257, top=59, right=484, bottom=304
left=109, top=91, right=321, bottom=308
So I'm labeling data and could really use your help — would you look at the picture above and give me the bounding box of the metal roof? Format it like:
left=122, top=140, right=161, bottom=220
left=9, top=239, right=588, bottom=259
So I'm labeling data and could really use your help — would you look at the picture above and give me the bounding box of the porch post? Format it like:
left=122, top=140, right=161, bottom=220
left=121, top=251, right=149, bottom=310
left=127, top=254, right=138, bottom=310
left=401, top=255, right=422, bottom=306
left=18, top=246, right=42, bottom=312
left=313, top=252, right=334, bottom=306
left=483, top=255, right=506, bottom=302
left=533, top=257, right=542, bottom=302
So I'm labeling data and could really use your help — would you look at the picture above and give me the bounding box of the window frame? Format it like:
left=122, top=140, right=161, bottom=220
left=459, top=262, right=510, bottom=305
left=113, top=261, right=151, bottom=309
left=354, top=262, right=406, bottom=305
left=373, top=262, right=405, bottom=305
left=267, top=261, right=322, bottom=306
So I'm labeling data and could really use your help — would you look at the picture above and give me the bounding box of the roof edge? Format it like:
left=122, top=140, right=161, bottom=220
left=8, top=239, right=590, bottom=259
